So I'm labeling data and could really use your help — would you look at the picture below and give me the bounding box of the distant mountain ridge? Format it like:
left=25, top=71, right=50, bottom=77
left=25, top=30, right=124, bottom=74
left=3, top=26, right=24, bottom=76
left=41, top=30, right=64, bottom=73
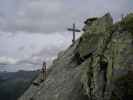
left=0, top=70, right=39, bottom=100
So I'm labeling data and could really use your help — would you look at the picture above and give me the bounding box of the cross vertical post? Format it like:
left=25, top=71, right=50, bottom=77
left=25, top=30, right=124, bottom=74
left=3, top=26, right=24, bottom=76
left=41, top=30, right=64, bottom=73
left=67, top=23, right=80, bottom=44
left=73, top=24, right=75, bottom=44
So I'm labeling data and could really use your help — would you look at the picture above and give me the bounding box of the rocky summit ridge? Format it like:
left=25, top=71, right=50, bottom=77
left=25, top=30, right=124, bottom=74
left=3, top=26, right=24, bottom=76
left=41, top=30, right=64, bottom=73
left=19, top=13, right=133, bottom=100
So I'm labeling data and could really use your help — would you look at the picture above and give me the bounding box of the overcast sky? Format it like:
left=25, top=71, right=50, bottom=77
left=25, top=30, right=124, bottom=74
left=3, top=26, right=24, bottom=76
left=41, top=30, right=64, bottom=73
left=0, top=0, right=133, bottom=72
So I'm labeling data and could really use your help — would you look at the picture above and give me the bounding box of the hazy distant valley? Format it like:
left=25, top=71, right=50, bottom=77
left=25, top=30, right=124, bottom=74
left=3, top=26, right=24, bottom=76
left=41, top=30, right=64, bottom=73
left=0, top=70, right=39, bottom=100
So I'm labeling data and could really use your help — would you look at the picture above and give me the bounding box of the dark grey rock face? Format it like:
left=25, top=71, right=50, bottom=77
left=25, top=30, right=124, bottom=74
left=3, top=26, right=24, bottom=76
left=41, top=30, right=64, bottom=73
left=19, top=13, right=133, bottom=100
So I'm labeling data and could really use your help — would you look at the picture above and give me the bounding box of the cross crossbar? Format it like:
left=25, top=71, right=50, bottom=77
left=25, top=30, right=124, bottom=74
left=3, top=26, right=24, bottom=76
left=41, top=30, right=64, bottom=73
left=67, top=28, right=80, bottom=32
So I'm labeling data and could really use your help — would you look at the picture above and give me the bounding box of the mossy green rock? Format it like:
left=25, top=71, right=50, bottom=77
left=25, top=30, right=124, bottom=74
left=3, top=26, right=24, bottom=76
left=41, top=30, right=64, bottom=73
left=19, top=13, right=133, bottom=100
left=80, top=13, right=133, bottom=100
left=78, top=13, right=113, bottom=58
left=121, top=13, right=133, bottom=33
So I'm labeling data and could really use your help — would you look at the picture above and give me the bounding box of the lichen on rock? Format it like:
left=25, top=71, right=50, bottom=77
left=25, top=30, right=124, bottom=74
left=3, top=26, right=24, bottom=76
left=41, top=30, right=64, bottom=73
left=80, top=13, right=133, bottom=100
left=78, top=13, right=113, bottom=58
left=19, top=13, right=133, bottom=100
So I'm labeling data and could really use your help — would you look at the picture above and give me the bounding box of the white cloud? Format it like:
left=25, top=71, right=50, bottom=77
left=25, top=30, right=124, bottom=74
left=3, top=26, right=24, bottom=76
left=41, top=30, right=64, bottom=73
left=0, top=31, right=74, bottom=71
left=0, top=56, right=18, bottom=65
left=0, top=0, right=132, bottom=72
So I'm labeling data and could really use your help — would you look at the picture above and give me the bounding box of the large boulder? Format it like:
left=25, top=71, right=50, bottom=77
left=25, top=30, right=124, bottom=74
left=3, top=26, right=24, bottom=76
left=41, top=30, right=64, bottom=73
left=80, top=13, right=133, bottom=100
left=78, top=13, right=113, bottom=58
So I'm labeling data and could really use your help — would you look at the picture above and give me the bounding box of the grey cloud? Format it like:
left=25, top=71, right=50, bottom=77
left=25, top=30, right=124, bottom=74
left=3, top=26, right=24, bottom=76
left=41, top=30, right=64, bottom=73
left=18, top=46, right=25, bottom=51
left=31, top=46, right=61, bottom=58
left=0, top=56, right=18, bottom=65
left=0, top=30, right=72, bottom=70
left=17, top=59, right=40, bottom=66
left=14, top=38, right=69, bottom=67
left=0, top=0, right=132, bottom=33
left=31, top=45, right=64, bottom=61
left=15, top=46, right=61, bottom=67
left=0, top=0, right=132, bottom=72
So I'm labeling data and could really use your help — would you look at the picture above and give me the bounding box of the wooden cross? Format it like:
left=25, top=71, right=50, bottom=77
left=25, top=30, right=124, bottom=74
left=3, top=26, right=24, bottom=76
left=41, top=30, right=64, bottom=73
left=68, top=23, right=80, bottom=44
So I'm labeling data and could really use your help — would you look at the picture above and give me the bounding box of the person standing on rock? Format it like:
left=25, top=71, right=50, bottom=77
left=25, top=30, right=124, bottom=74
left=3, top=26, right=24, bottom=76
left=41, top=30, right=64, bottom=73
left=41, top=61, right=47, bottom=82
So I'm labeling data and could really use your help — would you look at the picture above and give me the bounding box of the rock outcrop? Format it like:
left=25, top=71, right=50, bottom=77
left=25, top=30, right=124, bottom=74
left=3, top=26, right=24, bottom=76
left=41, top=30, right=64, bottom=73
left=19, top=13, right=133, bottom=100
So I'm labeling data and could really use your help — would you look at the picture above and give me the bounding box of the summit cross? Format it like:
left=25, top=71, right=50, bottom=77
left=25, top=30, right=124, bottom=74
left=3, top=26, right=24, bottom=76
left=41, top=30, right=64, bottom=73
left=67, top=23, right=80, bottom=44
